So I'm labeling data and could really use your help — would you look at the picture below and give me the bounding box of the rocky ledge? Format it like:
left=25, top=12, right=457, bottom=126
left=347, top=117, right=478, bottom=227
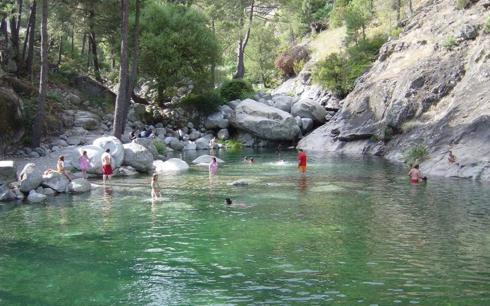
left=299, top=0, right=490, bottom=181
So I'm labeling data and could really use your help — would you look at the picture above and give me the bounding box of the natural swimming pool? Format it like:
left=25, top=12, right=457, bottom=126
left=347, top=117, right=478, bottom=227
left=1, top=150, right=490, bottom=305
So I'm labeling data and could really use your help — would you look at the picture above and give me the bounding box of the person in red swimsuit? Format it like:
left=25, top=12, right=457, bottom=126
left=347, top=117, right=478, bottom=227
left=101, top=149, right=113, bottom=184
left=408, top=164, right=426, bottom=184
left=297, top=149, right=307, bottom=174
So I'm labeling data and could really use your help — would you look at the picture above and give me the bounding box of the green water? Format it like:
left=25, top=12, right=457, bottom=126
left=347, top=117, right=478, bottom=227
left=1, top=151, right=490, bottom=305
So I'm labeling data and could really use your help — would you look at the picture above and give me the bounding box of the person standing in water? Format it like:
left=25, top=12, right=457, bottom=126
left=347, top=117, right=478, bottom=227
left=79, top=151, right=90, bottom=179
left=151, top=173, right=160, bottom=200
left=101, top=149, right=113, bottom=184
left=297, top=149, right=307, bottom=174
left=408, top=164, right=426, bottom=184
left=209, top=157, right=218, bottom=176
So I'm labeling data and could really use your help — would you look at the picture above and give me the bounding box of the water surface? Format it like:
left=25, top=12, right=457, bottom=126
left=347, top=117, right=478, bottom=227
left=1, top=151, right=490, bottom=305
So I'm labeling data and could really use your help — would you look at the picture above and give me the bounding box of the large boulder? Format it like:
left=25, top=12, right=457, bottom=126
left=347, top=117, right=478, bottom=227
left=192, top=155, right=225, bottom=165
left=205, top=105, right=233, bottom=129
left=195, top=137, right=211, bottom=150
left=123, top=143, right=154, bottom=173
left=19, top=163, right=43, bottom=193
left=153, top=158, right=189, bottom=173
left=169, top=138, right=184, bottom=151
left=217, top=129, right=230, bottom=140
left=74, top=111, right=100, bottom=131
left=68, top=178, right=91, bottom=194
left=266, top=95, right=296, bottom=113
left=133, top=138, right=159, bottom=158
left=0, top=185, right=16, bottom=202
left=27, top=190, right=47, bottom=203
left=183, top=141, right=197, bottom=151
left=92, top=136, right=125, bottom=167
left=42, top=172, right=70, bottom=193
left=291, top=98, right=327, bottom=124
left=231, top=99, right=300, bottom=141
left=0, top=160, right=17, bottom=185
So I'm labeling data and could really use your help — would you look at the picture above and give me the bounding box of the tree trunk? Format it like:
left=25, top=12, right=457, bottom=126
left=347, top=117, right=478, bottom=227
left=210, top=18, right=216, bottom=87
left=71, top=25, right=75, bottom=56
left=57, top=35, right=63, bottom=65
left=25, top=0, right=36, bottom=79
left=122, top=0, right=141, bottom=132
left=31, top=0, right=48, bottom=148
left=81, top=33, right=86, bottom=56
left=409, top=0, right=413, bottom=14
left=396, top=0, right=401, bottom=22
left=88, top=9, right=102, bottom=82
left=232, top=0, right=255, bottom=80
left=113, top=0, right=130, bottom=140
left=9, top=0, right=23, bottom=73
left=1, top=17, right=7, bottom=50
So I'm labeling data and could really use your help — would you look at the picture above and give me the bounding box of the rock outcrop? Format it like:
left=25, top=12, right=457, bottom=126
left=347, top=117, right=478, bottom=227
left=299, top=0, right=490, bottom=180
left=123, top=143, right=154, bottom=173
left=231, top=99, right=301, bottom=141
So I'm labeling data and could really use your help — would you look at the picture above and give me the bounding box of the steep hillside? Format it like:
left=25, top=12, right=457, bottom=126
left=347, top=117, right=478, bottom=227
left=299, top=0, right=490, bottom=180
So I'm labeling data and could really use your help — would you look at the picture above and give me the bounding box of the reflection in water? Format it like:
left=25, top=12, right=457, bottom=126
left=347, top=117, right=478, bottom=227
left=298, top=175, right=308, bottom=193
left=0, top=151, right=490, bottom=305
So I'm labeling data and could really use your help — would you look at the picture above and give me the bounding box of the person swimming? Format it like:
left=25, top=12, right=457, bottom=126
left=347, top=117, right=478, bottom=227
left=224, top=198, right=248, bottom=208
left=408, top=164, right=427, bottom=184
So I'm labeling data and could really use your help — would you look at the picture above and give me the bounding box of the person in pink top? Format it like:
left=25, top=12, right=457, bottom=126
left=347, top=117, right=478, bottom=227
left=79, top=150, right=90, bottom=179
left=209, top=157, right=218, bottom=176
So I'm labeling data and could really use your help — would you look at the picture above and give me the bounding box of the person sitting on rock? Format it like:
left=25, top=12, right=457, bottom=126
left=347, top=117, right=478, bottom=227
left=408, top=164, right=426, bottom=184
left=45, top=155, right=71, bottom=181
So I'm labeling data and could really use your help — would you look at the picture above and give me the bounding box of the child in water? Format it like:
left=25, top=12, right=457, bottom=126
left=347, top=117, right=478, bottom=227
left=209, top=157, right=218, bottom=176
left=151, top=173, right=160, bottom=200
left=408, top=164, right=427, bottom=184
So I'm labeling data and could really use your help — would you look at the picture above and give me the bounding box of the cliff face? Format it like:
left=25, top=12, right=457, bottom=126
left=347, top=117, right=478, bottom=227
left=299, top=0, right=490, bottom=180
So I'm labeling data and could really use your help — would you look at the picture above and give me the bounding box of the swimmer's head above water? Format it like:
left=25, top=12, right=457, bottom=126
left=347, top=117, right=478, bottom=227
left=225, top=198, right=232, bottom=205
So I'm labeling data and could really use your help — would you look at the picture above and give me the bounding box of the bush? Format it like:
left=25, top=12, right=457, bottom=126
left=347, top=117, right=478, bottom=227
left=403, top=144, right=429, bottom=165
left=456, top=0, right=469, bottom=9
left=313, top=35, right=386, bottom=97
left=484, top=17, right=490, bottom=34
left=222, top=139, right=242, bottom=151
left=180, top=90, right=225, bottom=115
left=275, top=45, right=310, bottom=78
left=153, top=140, right=166, bottom=155
left=219, top=79, right=254, bottom=102
left=443, top=36, right=457, bottom=50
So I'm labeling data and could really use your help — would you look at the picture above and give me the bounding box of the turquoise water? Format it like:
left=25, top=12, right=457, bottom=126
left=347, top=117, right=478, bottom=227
left=1, top=150, right=490, bottom=305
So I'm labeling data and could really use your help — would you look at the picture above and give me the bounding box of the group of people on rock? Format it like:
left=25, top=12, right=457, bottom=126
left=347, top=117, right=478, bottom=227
left=129, top=128, right=156, bottom=141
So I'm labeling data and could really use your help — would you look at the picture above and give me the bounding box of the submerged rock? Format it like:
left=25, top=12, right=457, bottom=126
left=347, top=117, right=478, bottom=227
left=68, top=178, right=91, bottom=193
left=192, top=155, right=224, bottom=165
left=27, top=190, right=47, bottom=203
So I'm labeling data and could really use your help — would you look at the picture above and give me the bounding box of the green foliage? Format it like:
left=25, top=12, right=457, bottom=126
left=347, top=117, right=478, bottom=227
left=313, top=35, right=386, bottom=97
left=403, top=144, right=429, bottom=165
left=245, top=22, right=281, bottom=88
left=46, top=91, right=64, bottom=104
left=344, top=0, right=372, bottom=44
left=222, top=139, right=242, bottom=151
left=153, top=140, right=166, bottom=155
left=219, top=79, right=254, bottom=102
left=180, top=90, right=225, bottom=115
left=139, top=3, right=220, bottom=100
left=301, top=0, right=334, bottom=24
left=443, top=36, right=457, bottom=50
left=484, top=17, right=490, bottom=34
left=456, top=0, right=470, bottom=9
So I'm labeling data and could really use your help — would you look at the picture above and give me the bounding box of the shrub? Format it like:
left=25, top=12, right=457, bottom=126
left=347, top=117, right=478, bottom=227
left=222, top=139, right=242, bottom=151
left=456, top=0, right=469, bottom=9
left=443, top=36, right=457, bottom=50
left=403, top=144, right=429, bottom=165
left=274, top=45, right=310, bottom=78
left=153, top=140, right=166, bottom=155
left=484, top=17, right=490, bottom=34
left=313, top=35, right=386, bottom=98
left=401, top=120, right=424, bottom=133
left=180, top=90, right=225, bottom=115
left=219, top=79, right=254, bottom=102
